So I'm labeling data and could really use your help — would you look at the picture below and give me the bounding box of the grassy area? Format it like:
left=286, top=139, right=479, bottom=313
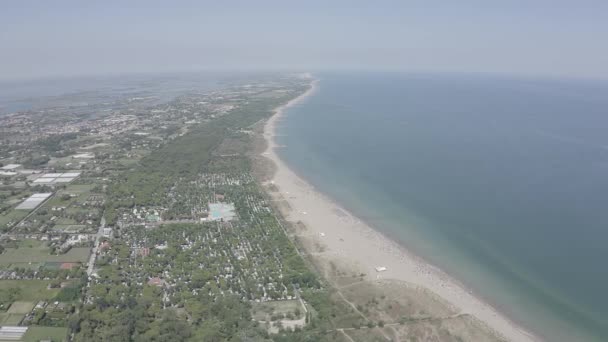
left=51, top=224, right=87, bottom=233
left=6, top=262, right=44, bottom=270
left=54, top=218, right=78, bottom=225
left=42, top=184, right=95, bottom=208
left=0, top=242, right=90, bottom=264
left=43, top=197, right=75, bottom=209
left=0, top=312, right=25, bottom=325
left=117, top=158, right=139, bottom=167
left=0, top=210, right=29, bottom=230
left=0, top=280, right=60, bottom=302
left=22, top=326, right=68, bottom=342
left=7, top=301, right=35, bottom=314
left=338, top=280, right=454, bottom=323
left=47, top=155, right=77, bottom=169
left=64, top=184, right=95, bottom=194
left=251, top=299, right=304, bottom=321
left=16, top=239, right=43, bottom=248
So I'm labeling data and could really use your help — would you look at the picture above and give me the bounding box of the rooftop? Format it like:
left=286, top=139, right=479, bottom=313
left=16, top=193, right=53, bottom=210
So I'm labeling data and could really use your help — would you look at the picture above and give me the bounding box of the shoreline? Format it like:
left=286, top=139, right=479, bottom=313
left=261, top=76, right=540, bottom=342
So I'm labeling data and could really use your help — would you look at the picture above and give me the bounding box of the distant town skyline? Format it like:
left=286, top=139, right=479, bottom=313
left=2, top=0, right=608, bottom=80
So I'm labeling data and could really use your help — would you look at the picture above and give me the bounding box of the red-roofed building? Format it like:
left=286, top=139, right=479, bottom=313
left=138, top=247, right=150, bottom=257
left=147, top=277, right=165, bottom=287
left=99, top=241, right=111, bottom=251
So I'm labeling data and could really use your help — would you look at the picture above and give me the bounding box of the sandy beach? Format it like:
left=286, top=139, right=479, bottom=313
left=261, top=76, right=540, bottom=342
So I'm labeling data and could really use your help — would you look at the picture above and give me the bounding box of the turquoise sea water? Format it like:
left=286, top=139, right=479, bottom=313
left=277, top=72, right=608, bottom=341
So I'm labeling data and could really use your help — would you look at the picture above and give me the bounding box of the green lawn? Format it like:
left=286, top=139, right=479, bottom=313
left=51, top=224, right=87, bottom=233
left=0, top=243, right=90, bottom=264
left=118, top=158, right=140, bottom=167
left=7, top=301, right=35, bottom=314
left=53, top=217, right=78, bottom=225
left=64, top=207, right=98, bottom=219
left=42, top=183, right=97, bottom=208
left=0, top=280, right=60, bottom=302
left=0, top=210, right=29, bottom=229
left=22, top=326, right=68, bottom=342
left=43, top=196, right=76, bottom=209
left=64, top=184, right=95, bottom=194
left=16, top=239, right=43, bottom=248
left=0, top=312, right=24, bottom=325
left=7, top=262, right=44, bottom=270
left=42, top=183, right=96, bottom=208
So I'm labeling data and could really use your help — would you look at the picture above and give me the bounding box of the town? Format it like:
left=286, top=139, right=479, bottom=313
left=0, top=75, right=334, bottom=341
left=0, top=74, right=492, bottom=342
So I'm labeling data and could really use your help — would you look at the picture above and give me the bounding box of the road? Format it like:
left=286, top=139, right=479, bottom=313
left=86, top=216, right=105, bottom=277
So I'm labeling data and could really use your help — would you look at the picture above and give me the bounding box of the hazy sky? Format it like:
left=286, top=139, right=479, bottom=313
left=2, top=0, right=608, bottom=80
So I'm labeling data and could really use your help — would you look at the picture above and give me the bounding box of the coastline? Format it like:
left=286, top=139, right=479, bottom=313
left=261, top=76, right=539, bottom=342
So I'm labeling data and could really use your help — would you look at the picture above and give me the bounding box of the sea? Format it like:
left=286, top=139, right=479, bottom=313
left=276, top=72, right=608, bottom=342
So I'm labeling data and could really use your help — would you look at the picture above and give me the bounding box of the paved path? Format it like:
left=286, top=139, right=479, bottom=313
left=86, top=216, right=105, bottom=276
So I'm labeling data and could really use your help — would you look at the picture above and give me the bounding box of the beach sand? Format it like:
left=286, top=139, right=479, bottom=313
left=260, top=76, right=540, bottom=342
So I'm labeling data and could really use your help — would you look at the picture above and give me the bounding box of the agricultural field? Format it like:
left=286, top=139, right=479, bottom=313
left=0, top=280, right=74, bottom=338
left=22, top=326, right=68, bottom=342
left=0, top=239, right=90, bottom=265
left=50, top=224, right=86, bottom=233
left=5, top=180, right=104, bottom=235
left=0, top=280, right=61, bottom=302
left=0, top=312, right=25, bottom=325
left=0, top=210, right=28, bottom=232
left=0, top=301, right=35, bottom=326
left=7, top=301, right=35, bottom=314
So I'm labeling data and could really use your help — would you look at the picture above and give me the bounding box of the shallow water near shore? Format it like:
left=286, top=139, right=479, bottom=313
left=276, top=72, right=608, bottom=342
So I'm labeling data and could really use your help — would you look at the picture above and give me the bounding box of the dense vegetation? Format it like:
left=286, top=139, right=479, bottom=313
left=71, top=81, right=356, bottom=341
left=104, top=89, right=299, bottom=226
